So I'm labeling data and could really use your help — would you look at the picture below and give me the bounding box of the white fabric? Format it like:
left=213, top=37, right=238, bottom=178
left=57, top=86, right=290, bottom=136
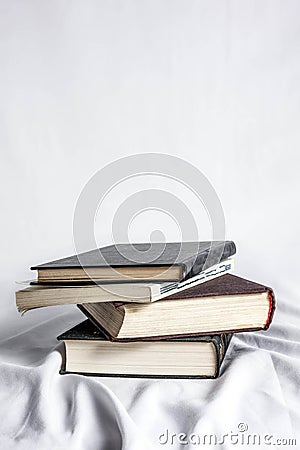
left=1, top=0, right=300, bottom=448
left=0, top=304, right=299, bottom=449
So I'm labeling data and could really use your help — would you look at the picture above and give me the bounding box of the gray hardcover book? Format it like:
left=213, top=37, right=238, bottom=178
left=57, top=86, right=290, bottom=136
left=31, top=241, right=236, bottom=283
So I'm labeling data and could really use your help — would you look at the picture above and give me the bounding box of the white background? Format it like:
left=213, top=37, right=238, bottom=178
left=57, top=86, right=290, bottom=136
left=1, top=1, right=300, bottom=449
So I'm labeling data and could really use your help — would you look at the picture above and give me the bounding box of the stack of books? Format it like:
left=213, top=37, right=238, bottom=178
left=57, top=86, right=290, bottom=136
left=16, top=241, right=275, bottom=379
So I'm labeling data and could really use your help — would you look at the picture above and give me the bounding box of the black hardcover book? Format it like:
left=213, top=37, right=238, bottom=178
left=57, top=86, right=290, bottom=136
left=32, top=241, right=236, bottom=283
left=57, top=320, right=232, bottom=379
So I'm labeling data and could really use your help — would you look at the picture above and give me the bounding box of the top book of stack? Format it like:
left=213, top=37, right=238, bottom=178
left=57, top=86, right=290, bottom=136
left=31, top=241, right=236, bottom=284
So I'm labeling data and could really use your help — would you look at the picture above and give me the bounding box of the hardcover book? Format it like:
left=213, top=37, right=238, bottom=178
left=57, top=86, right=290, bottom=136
left=57, top=319, right=232, bottom=379
left=16, top=259, right=233, bottom=313
left=31, top=241, right=236, bottom=283
left=78, top=274, right=275, bottom=340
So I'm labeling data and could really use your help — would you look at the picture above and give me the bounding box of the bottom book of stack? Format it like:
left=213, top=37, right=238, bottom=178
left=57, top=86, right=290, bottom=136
left=58, top=320, right=232, bottom=379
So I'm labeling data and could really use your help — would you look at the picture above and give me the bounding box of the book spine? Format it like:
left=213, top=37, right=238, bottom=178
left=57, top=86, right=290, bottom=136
left=212, top=334, right=233, bottom=377
left=264, top=290, right=276, bottom=329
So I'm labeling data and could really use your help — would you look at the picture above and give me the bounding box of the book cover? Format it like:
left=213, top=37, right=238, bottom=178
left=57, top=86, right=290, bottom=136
left=78, top=274, right=275, bottom=341
left=58, top=319, right=233, bottom=379
left=32, top=241, right=236, bottom=282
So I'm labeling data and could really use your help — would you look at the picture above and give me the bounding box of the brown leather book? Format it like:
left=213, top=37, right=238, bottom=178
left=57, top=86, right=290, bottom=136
left=78, top=274, right=275, bottom=341
left=57, top=319, right=232, bottom=379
